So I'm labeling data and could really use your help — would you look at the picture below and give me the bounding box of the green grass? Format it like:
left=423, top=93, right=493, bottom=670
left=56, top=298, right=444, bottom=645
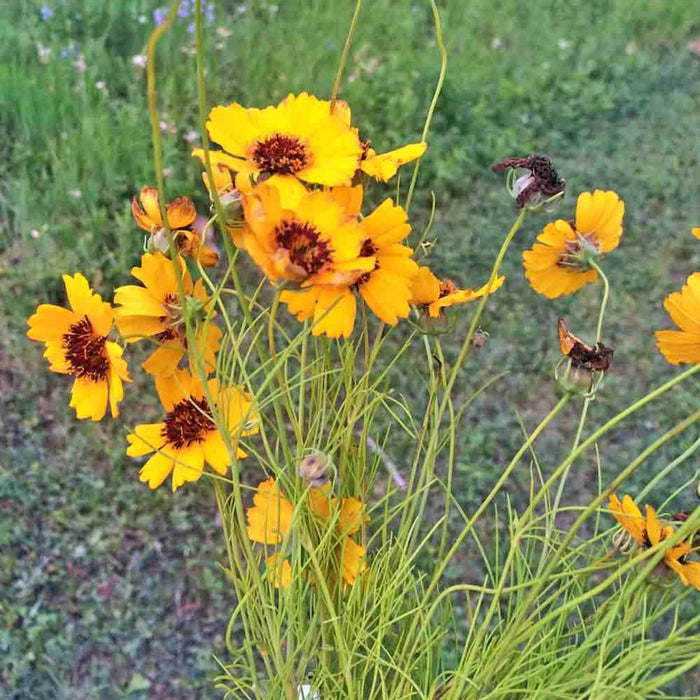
left=2, top=0, right=699, bottom=697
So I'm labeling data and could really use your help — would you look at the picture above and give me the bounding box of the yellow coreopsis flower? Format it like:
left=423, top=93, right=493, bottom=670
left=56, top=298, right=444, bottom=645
left=126, top=368, right=258, bottom=492
left=246, top=477, right=368, bottom=587
left=409, top=266, right=505, bottom=318
left=655, top=273, right=700, bottom=365
left=280, top=189, right=418, bottom=337
left=240, top=182, right=373, bottom=287
left=608, top=493, right=700, bottom=590
left=206, top=92, right=362, bottom=187
left=27, top=273, right=130, bottom=421
left=114, top=252, right=222, bottom=377
left=132, top=186, right=219, bottom=267
left=522, top=190, right=624, bottom=299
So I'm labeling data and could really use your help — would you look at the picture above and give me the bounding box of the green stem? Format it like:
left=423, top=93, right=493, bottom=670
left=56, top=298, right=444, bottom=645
left=394, top=394, right=570, bottom=687
left=404, top=0, right=446, bottom=214
left=589, top=259, right=610, bottom=344
left=330, top=0, right=362, bottom=106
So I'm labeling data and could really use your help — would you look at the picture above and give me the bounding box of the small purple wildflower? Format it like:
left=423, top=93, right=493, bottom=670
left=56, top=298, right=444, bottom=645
left=40, top=5, right=54, bottom=22
left=153, top=7, right=168, bottom=26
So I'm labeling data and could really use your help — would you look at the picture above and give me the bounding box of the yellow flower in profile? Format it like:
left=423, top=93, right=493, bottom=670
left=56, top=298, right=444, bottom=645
left=330, top=99, right=427, bottom=182
left=27, top=273, right=130, bottom=421
left=126, top=368, right=258, bottom=492
left=132, top=186, right=219, bottom=267
left=280, top=190, right=418, bottom=337
left=246, top=477, right=368, bottom=586
left=523, top=190, right=625, bottom=299
left=692, top=227, right=700, bottom=240
left=655, top=273, right=700, bottom=366
left=361, top=142, right=427, bottom=182
left=206, top=93, right=362, bottom=187
left=114, top=252, right=222, bottom=377
left=240, top=182, right=373, bottom=286
left=410, top=266, right=505, bottom=318
left=608, top=493, right=700, bottom=590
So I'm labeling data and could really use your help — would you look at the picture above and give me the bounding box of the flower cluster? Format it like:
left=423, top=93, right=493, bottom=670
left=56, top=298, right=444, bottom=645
left=195, top=92, right=500, bottom=337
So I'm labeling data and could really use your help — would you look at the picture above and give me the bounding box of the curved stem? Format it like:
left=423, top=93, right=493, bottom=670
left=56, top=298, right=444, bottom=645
left=589, top=259, right=610, bottom=345
left=404, top=0, right=446, bottom=214
left=330, top=0, right=362, bottom=107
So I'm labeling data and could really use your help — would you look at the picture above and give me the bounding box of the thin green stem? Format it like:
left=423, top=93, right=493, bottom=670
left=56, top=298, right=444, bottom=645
left=405, top=0, right=446, bottom=214
left=330, top=0, right=362, bottom=107
left=589, top=259, right=610, bottom=344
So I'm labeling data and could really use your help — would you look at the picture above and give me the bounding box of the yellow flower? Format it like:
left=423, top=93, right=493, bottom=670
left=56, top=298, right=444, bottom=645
left=246, top=477, right=295, bottom=545
left=331, top=99, right=426, bottom=181
left=692, top=227, right=700, bottom=240
left=523, top=190, right=624, bottom=299
left=266, top=553, right=292, bottom=589
left=27, top=273, right=130, bottom=421
left=240, top=182, right=373, bottom=286
left=126, top=368, right=258, bottom=492
left=340, top=537, right=367, bottom=586
left=280, top=190, right=418, bottom=337
left=409, top=266, right=505, bottom=318
left=655, top=273, right=700, bottom=365
left=206, top=92, right=362, bottom=187
left=132, top=186, right=219, bottom=267
left=361, top=143, right=427, bottom=182
left=246, top=478, right=368, bottom=586
left=608, top=493, right=700, bottom=590
left=114, top=252, right=222, bottom=377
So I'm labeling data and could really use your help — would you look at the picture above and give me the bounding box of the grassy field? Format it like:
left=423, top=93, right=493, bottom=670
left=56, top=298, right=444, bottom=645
left=2, top=0, right=700, bottom=697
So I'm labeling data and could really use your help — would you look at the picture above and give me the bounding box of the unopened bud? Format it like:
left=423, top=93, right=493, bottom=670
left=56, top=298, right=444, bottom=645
left=556, top=360, right=593, bottom=395
left=471, top=329, right=489, bottom=348
left=147, top=227, right=171, bottom=254
left=299, top=452, right=330, bottom=488
left=220, top=189, right=244, bottom=225
left=413, top=309, right=453, bottom=336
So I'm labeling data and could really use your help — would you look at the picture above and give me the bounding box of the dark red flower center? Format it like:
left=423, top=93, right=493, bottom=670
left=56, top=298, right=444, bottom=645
left=252, top=134, right=309, bottom=175
left=360, top=238, right=378, bottom=257
left=62, top=316, right=109, bottom=381
left=162, top=397, right=214, bottom=449
left=275, top=220, right=331, bottom=276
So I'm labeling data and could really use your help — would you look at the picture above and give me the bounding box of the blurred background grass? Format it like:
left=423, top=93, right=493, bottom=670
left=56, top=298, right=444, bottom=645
left=1, top=0, right=699, bottom=697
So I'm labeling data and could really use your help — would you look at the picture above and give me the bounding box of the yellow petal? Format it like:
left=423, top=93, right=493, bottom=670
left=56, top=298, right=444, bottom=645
left=127, top=423, right=166, bottom=456
left=139, top=449, right=174, bottom=490
left=361, top=141, right=427, bottom=182
left=69, top=376, right=108, bottom=421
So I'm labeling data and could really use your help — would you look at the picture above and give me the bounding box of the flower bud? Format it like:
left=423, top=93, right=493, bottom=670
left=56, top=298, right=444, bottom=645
left=299, top=452, right=330, bottom=488
left=413, top=309, right=453, bottom=336
left=556, top=360, right=593, bottom=395
left=146, top=227, right=171, bottom=255
left=220, top=188, right=244, bottom=225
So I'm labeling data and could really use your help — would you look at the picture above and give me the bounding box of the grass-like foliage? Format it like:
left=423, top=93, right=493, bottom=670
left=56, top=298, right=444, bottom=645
left=13, top=0, right=700, bottom=698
